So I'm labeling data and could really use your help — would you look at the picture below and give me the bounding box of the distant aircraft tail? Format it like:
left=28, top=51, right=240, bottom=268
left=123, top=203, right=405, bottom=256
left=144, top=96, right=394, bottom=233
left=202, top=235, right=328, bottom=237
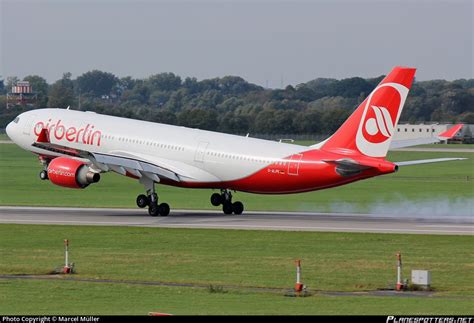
left=438, top=124, right=464, bottom=139
left=320, top=66, right=416, bottom=158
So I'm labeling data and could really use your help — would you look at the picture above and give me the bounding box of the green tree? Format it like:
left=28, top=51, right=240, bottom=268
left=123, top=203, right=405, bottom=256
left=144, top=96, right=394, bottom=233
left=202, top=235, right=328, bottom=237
left=177, top=108, right=218, bottom=130
left=147, top=73, right=182, bottom=92
left=152, top=110, right=178, bottom=125
left=460, top=112, right=474, bottom=124
left=126, top=81, right=150, bottom=104
left=23, top=75, right=49, bottom=107
left=218, top=111, right=250, bottom=134
left=293, top=109, right=322, bottom=134
left=149, top=90, right=170, bottom=107
left=321, top=108, right=350, bottom=133
left=114, top=76, right=136, bottom=97
left=253, top=109, right=277, bottom=133
left=48, top=73, right=74, bottom=108
left=0, top=76, right=4, bottom=94
left=76, top=70, right=118, bottom=97
left=6, top=76, right=19, bottom=91
left=253, top=109, right=295, bottom=134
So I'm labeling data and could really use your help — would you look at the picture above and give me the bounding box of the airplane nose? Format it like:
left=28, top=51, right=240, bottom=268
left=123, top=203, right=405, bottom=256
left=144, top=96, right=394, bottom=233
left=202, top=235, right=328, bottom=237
left=5, top=121, right=13, bottom=140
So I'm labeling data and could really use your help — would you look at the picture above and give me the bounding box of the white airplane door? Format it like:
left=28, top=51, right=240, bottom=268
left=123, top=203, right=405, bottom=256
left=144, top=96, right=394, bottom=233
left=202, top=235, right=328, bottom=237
left=194, top=141, right=209, bottom=163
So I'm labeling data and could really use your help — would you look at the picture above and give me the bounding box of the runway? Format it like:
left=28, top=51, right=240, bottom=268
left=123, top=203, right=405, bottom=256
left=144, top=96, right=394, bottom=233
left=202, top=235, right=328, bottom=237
left=0, top=206, right=472, bottom=235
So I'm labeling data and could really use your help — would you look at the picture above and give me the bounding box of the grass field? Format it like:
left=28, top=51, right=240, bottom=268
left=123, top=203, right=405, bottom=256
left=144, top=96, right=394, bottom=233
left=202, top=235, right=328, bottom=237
left=0, top=224, right=472, bottom=314
left=0, top=143, right=472, bottom=212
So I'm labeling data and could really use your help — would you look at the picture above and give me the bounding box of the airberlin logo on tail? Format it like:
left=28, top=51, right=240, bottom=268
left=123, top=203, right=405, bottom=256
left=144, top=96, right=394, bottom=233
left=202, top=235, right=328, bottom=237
left=363, top=105, right=394, bottom=143
left=34, top=119, right=102, bottom=147
left=356, top=83, right=409, bottom=157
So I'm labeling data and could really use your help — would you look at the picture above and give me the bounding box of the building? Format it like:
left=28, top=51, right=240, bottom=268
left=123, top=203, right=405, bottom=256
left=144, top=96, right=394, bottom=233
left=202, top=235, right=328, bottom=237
left=394, top=123, right=473, bottom=143
left=6, top=81, right=37, bottom=108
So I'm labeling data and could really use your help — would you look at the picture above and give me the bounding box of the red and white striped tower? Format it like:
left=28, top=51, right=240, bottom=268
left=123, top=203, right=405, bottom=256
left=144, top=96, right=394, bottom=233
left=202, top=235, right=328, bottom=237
left=63, top=239, right=71, bottom=274
left=396, top=252, right=403, bottom=291
left=295, top=260, right=303, bottom=292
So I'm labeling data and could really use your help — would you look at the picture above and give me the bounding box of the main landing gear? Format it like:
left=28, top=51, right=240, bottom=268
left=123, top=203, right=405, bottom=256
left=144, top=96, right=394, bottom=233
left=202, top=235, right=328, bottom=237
left=210, top=189, right=244, bottom=215
left=136, top=193, right=170, bottom=217
left=137, top=177, right=170, bottom=217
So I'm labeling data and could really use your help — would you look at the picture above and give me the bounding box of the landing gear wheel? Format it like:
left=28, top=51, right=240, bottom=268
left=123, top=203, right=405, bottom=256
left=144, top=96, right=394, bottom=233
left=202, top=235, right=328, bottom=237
left=223, top=202, right=233, bottom=215
left=210, top=193, right=222, bottom=206
left=148, top=203, right=159, bottom=217
left=158, top=203, right=170, bottom=216
left=39, top=170, right=48, bottom=180
left=232, top=201, right=244, bottom=215
left=136, top=194, right=149, bottom=208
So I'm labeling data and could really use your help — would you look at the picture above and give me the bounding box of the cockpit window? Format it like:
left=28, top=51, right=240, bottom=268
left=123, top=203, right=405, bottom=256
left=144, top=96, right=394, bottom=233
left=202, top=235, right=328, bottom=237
left=13, top=117, right=20, bottom=124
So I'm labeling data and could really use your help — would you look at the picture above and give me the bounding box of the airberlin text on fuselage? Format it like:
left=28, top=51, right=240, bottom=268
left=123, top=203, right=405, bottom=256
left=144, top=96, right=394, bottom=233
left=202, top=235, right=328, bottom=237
left=34, top=119, right=101, bottom=146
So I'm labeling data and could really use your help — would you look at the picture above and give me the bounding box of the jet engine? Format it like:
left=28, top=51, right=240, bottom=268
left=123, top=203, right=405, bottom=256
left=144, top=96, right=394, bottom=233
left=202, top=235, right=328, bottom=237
left=47, top=157, right=100, bottom=189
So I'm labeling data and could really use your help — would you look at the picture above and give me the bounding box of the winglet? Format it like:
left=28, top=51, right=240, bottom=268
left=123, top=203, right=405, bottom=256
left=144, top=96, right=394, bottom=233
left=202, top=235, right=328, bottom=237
left=36, top=128, right=50, bottom=143
left=438, top=124, right=464, bottom=139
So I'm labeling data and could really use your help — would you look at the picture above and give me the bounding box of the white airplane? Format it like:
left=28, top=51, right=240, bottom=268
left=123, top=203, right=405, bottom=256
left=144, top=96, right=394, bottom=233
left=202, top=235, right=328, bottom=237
left=6, top=67, right=465, bottom=216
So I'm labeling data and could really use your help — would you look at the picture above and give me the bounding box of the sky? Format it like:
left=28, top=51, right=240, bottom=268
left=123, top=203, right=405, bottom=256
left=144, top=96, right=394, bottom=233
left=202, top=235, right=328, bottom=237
left=1, top=0, right=472, bottom=88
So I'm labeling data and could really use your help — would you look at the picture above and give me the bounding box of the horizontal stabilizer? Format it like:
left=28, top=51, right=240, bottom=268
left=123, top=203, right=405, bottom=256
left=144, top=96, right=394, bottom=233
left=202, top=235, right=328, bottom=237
left=396, top=157, right=467, bottom=166
left=323, top=158, right=397, bottom=176
left=323, top=158, right=373, bottom=171
left=390, top=137, right=441, bottom=149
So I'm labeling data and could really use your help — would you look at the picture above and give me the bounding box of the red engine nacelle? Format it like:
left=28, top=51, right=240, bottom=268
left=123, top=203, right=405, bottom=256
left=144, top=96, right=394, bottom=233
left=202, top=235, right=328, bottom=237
left=47, top=157, right=100, bottom=189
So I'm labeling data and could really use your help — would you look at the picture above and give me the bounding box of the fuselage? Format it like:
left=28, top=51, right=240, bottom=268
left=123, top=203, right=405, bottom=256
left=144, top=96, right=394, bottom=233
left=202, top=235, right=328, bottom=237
left=6, top=108, right=391, bottom=194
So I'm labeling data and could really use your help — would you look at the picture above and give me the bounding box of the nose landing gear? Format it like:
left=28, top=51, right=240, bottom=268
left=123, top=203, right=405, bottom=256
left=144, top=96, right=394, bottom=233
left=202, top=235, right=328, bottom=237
left=39, top=170, right=49, bottom=180
left=38, top=156, right=50, bottom=181
left=210, top=189, right=244, bottom=215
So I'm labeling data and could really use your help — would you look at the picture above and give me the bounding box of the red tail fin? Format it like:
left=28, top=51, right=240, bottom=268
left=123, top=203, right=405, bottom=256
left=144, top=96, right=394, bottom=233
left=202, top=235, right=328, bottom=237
left=321, top=66, right=416, bottom=158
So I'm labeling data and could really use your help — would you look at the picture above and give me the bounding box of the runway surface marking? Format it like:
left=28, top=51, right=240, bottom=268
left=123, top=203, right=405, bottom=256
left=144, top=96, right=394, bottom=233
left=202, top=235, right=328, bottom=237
left=0, top=206, right=472, bottom=235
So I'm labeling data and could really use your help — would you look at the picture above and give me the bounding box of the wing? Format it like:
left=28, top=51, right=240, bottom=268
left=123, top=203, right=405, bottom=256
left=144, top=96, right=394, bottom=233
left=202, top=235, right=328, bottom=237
left=91, top=152, right=181, bottom=182
left=91, top=150, right=221, bottom=183
left=389, top=124, right=464, bottom=149
left=32, top=128, right=219, bottom=183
